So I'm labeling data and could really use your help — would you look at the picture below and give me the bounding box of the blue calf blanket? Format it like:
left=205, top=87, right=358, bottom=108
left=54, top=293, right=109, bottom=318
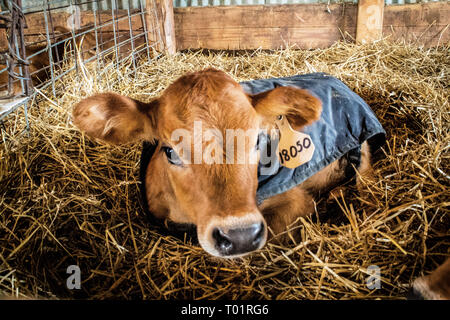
left=240, top=73, right=385, bottom=203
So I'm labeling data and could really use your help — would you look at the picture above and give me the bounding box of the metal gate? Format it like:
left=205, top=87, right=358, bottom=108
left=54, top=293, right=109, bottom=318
left=0, top=0, right=163, bottom=133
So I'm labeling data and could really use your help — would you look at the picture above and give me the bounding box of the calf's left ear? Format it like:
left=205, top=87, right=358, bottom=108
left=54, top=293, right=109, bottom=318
left=72, top=92, right=159, bottom=145
left=249, top=86, right=322, bottom=130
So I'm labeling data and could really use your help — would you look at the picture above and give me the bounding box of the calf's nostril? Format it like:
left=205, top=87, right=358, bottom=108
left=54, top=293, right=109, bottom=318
left=252, top=222, right=264, bottom=246
left=212, top=227, right=233, bottom=254
left=212, top=222, right=266, bottom=256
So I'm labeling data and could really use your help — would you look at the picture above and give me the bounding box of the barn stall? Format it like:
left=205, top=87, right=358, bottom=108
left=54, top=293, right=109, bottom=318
left=0, top=0, right=448, bottom=299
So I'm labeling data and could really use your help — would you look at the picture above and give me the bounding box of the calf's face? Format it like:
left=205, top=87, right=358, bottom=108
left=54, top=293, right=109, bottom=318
left=72, top=68, right=322, bottom=258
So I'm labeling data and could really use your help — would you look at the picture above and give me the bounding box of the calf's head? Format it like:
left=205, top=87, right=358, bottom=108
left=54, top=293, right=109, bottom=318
left=73, top=68, right=322, bottom=258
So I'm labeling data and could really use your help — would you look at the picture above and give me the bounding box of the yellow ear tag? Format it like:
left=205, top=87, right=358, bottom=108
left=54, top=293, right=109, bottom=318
left=276, top=115, right=315, bottom=169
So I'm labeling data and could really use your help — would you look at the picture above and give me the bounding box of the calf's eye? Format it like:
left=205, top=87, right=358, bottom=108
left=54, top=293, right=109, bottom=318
left=162, top=146, right=183, bottom=166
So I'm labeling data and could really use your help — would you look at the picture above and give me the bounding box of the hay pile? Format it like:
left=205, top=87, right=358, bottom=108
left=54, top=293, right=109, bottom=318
left=0, top=40, right=448, bottom=299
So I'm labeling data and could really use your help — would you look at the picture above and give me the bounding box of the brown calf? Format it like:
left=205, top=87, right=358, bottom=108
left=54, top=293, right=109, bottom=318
left=72, top=68, right=374, bottom=259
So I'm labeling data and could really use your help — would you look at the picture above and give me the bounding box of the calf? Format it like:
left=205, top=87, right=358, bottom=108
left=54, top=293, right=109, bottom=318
left=72, top=69, right=385, bottom=258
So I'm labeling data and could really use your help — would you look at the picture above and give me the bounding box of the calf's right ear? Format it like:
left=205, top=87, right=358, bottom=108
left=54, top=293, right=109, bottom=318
left=249, top=86, right=322, bottom=130
left=72, top=92, right=159, bottom=145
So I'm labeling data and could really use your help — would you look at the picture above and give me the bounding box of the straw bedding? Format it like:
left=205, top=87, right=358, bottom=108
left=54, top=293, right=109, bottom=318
left=0, top=40, right=448, bottom=299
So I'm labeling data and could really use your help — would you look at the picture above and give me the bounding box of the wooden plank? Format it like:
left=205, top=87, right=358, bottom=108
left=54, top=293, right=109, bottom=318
left=23, top=10, right=144, bottom=35
left=159, top=0, right=177, bottom=54
left=356, top=0, right=385, bottom=43
left=178, top=26, right=354, bottom=50
left=0, top=10, right=145, bottom=51
left=383, top=2, right=449, bottom=47
left=147, top=0, right=176, bottom=54
left=174, top=4, right=357, bottom=50
left=146, top=0, right=161, bottom=50
left=174, top=2, right=449, bottom=50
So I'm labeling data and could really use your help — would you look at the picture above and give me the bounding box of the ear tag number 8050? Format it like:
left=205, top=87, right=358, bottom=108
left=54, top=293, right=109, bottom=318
left=276, top=115, right=315, bottom=169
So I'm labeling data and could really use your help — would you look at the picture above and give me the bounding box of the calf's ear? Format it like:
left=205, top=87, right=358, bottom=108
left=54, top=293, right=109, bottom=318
left=72, top=92, right=159, bottom=144
left=249, top=86, right=322, bottom=130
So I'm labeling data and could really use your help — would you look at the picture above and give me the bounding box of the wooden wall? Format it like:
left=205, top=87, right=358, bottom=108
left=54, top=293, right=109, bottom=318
left=174, top=2, right=449, bottom=50
left=0, top=10, right=147, bottom=53
left=1, top=2, right=448, bottom=53
left=383, top=2, right=450, bottom=47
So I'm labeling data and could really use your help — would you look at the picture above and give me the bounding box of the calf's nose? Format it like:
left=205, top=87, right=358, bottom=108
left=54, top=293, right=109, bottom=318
left=212, top=222, right=265, bottom=256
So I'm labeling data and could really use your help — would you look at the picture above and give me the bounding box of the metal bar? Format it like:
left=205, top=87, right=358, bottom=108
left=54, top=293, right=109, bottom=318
left=106, top=49, right=162, bottom=87
left=35, top=41, right=152, bottom=93
left=113, top=44, right=159, bottom=67
left=7, top=1, right=18, bottom=97
left=36, top=42, right=151, bottom=91
left=96, top=0, right=104, bottom=54
left=111, top=0, right=120, bottom=73
left=20, top=3, right=140, bottom=16
left=23, top=99, right=29, bottom=131
left=23, top=10, right=145, bottom=45
left=127, top=6, right=137, bottom=75
left=22, top=0, right=99, bottom=14
left=114, top=0, right=121, bottom=58
left=139, top=0, right=151, bottom=60
left=6, top=0, right=22, bottom=97
left=34, top=65, right=76, bottom=91
left=119, top=51, right=162, bottom=77
left=46, top=0, right=59, bottom=63
left=68, top=0, right=79, bottom=82
left=15, top=0, right=31, bottom=96
left=12, top=19, right=25, bottom=95
left=92, top=0, right=102, bottom=71
left=42, top=1, right=56, bottom=96
left=23, top=13, right=144, bottom=54
left=78, top=31, right=148, bottom=64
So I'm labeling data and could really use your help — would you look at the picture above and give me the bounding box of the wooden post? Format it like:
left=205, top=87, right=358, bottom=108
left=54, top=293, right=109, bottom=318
left=356, top=0, right=384, bottom=43
left=146, top=0, right=176, bottom=54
